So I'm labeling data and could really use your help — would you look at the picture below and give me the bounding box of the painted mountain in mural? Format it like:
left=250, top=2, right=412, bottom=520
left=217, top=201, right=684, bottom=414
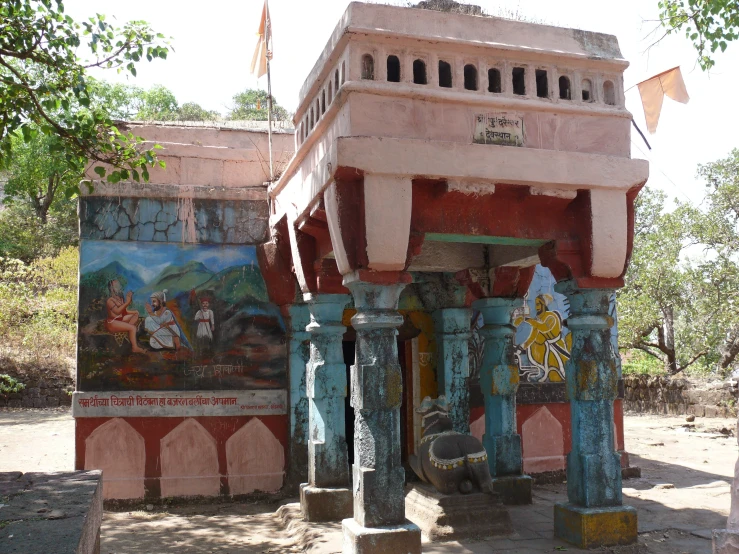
left=194, top=263, right=268, bottom=305
left=133, top=260, right=214, bottom=303
left=80, top=261, right=145, bottom=293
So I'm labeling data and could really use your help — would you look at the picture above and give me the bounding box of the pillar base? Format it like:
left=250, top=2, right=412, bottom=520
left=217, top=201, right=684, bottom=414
left=554, top=502, right=637, bottom=548
left=342, top=518, right=422, bottom=554
left=491, top=475, right=532, bottom=505
left=714, top=529, right=739, bottom=553
left=300, top=484, right=352, bottom=522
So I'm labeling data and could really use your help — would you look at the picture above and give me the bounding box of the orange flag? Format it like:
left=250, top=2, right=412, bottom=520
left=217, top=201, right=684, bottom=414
left=637, top=66, right=689, bottom=134
left=250, top=0, right=271, bottom=79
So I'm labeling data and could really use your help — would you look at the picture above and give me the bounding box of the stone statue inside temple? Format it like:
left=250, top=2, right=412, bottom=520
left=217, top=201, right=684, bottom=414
left=409, top=395, right=495, bottom=495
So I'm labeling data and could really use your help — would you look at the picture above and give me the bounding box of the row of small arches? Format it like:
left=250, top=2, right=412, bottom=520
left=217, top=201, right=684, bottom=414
left=360, top=54, right=617, bottom=105
left=299, top=61, right=346, bottom=144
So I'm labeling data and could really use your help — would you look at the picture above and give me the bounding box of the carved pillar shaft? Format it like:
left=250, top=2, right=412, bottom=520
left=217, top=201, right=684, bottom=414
left=305, top=293, right=351, bottom=488
left=555, top=281, right=622, bottom=508
left=552, top=280, right=637, bottom=549
left=472, top=297, right=522, bottom=477
left=286, top=303, right=311, bottom=488
left=432, top=307, right=472, bottom=434
left=346, top=281, right=407, bottom=527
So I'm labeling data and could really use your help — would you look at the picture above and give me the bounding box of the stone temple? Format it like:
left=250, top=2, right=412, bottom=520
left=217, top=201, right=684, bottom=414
left=73, top=3, right=649, bottom=552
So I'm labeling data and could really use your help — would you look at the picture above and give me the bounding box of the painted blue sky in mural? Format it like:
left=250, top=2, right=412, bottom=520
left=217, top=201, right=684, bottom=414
left=80, top=240, right=260, bottom=282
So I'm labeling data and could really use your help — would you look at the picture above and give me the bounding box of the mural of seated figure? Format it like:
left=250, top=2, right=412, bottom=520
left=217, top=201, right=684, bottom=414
left=410, top=396, right=495, bottom=495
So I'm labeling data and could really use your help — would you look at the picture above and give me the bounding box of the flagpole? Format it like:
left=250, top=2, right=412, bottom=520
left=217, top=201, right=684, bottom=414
left=265, top=0, right=274, bottom=182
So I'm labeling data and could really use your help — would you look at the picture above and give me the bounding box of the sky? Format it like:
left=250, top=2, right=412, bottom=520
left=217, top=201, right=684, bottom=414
left=63, top=0, right=739, bottom=208
left=80, top=241, right=259, bottom=282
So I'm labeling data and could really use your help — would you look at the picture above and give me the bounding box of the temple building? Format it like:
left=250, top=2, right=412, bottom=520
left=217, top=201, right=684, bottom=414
left=73, top=3, right=648, bottom=552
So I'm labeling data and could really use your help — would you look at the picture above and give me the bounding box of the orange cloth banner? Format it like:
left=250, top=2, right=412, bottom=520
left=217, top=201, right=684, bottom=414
left=250, top=0, right=271, bottom=79
left=637, top=66, right=689, bottom=134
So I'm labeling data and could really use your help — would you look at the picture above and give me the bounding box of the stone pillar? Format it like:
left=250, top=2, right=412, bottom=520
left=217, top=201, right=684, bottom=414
left=300, top=293, right=353, bottom=522
left=553, top=280, right=637, bottom=548
left=342, top=278, right=421, bottom=554
left=432, top=307, right=472, bottom=434
left=286, top=304, right=311, bottom=490
left=713, top=437, right=739, bottom=552
left=473, top=297, right=532, bottom=505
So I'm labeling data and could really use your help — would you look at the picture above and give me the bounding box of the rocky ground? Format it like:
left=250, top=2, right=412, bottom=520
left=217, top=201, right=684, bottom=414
left=0, top=409, right=735, bottom=553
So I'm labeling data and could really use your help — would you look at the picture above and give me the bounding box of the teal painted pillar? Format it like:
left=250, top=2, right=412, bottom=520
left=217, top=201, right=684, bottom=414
left=553, top=280, right=637, bottom=548
left=342, top=278, right=421, bottom=553
left=286, top=303, right=311, bottom=489
left=432, top=307, right=472, bottom=434
left=473, top=297, right=531, bottom=504
left=300, top=293, right=352, bottom=521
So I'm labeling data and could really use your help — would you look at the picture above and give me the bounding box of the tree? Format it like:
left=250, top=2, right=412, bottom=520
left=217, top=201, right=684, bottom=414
left=3, top=129, right=83, bottom=223
left=692, top=149, right=739, bottom=369
left=89, top=81, right=220, bottom=122
left=619, top=178, right=739, bottom=375
left=1, top=0, right=170, bottom=182
left=227, top=89, right=290, bottom=121
left=658, top=0, right=739, bottom=70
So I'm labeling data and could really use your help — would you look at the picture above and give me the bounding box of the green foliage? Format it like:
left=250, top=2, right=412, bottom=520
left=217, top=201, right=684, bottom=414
left=89, top=81, right=220, bottom=121
left=0, top=200, right=78, bottom=261
left=620, top=155, right=739, bottom=376
left=0, top=248, right=78, bottom=369
left=0, top=374, right=25, bottom=395
left=659, top=0, right=739, bottom=70
left=621, top=350, right=665, bottom=376
left=227, top=89, right=290, bottom=121
left=0, top=0, right=171, bottom=181
left=3, top=127, right=85, bottom=221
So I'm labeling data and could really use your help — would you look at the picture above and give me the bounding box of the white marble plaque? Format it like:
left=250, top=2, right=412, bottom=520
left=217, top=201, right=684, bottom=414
left=72, top=390, right=287, bottom=418
left=473, top=113, right=524, bottom=147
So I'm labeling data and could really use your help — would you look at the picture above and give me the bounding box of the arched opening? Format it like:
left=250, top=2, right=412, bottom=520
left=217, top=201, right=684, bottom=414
left=535, top=69, right=549, bottom=98
left=387, top=55, right=401, bottom=82
left=559, top=76, right=571, bottom=100
left=335, top=69, right=339, bottom=90
left=328, top=81, right=333, bottom=104
left=581, top=79, right=593, bottom=102
left=310, top=108, right=314, bottom=130
left=488, top=68, right=501, bottom=93
left=315, top=99, right=320, bottom=121
left=464, top=64, right=478, bottom=91
left=603, top=80, right=616, bottom=105
left=361, top=54, right=374, bottom=80
left=413, top=59, right=427, bottom=84
left=321, top=90, right=326, bottom=114
left=341, top=61, right=346, bottom=84
left=438, top=60, right=452, bottom=88
left=512, top=67, right=525, bottom=95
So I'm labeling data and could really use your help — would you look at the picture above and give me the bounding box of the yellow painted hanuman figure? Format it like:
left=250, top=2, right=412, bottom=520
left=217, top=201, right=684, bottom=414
left=513, top=294, right=572, bottom=382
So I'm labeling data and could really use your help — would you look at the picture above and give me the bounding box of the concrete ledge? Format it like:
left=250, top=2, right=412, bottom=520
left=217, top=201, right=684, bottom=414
left=0, top=471, right=102, bottom=554
left=300, top=484, right=353, bottom=522
left=714, top=529, right=739, bottom=553
left=491, top=475, right=533, bottom=505
left=554, top=502, right=637, bottom=548
left=342, top=517, right=421, bottom=554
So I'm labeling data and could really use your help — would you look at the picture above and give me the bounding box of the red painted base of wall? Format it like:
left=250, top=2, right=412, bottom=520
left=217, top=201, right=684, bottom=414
left=75, top=415, right=287, bottom=500
left=470, top=400, right=628, bottom=474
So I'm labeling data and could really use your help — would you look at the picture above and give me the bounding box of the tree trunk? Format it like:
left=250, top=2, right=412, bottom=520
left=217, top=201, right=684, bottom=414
left=660, top=307, right=679, bottom=374
left=721, top=326, right=739, bottom=369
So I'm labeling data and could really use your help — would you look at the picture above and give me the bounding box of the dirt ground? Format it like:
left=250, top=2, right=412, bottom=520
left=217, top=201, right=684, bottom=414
left=1, top=408, right=736, bottom=553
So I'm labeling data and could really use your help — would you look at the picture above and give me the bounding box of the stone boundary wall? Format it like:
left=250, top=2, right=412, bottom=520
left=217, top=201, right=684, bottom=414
left=623, top=375, right=737, bottom=418
left=0, top=374, right=74, bottom=408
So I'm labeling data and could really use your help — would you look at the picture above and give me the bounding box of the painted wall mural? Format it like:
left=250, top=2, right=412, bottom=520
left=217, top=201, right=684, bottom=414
left=513, top=266, right=572, bottom=383
left=468, top=265, right=620, bottom=384
left=77, top=240, right=286, bottom=391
